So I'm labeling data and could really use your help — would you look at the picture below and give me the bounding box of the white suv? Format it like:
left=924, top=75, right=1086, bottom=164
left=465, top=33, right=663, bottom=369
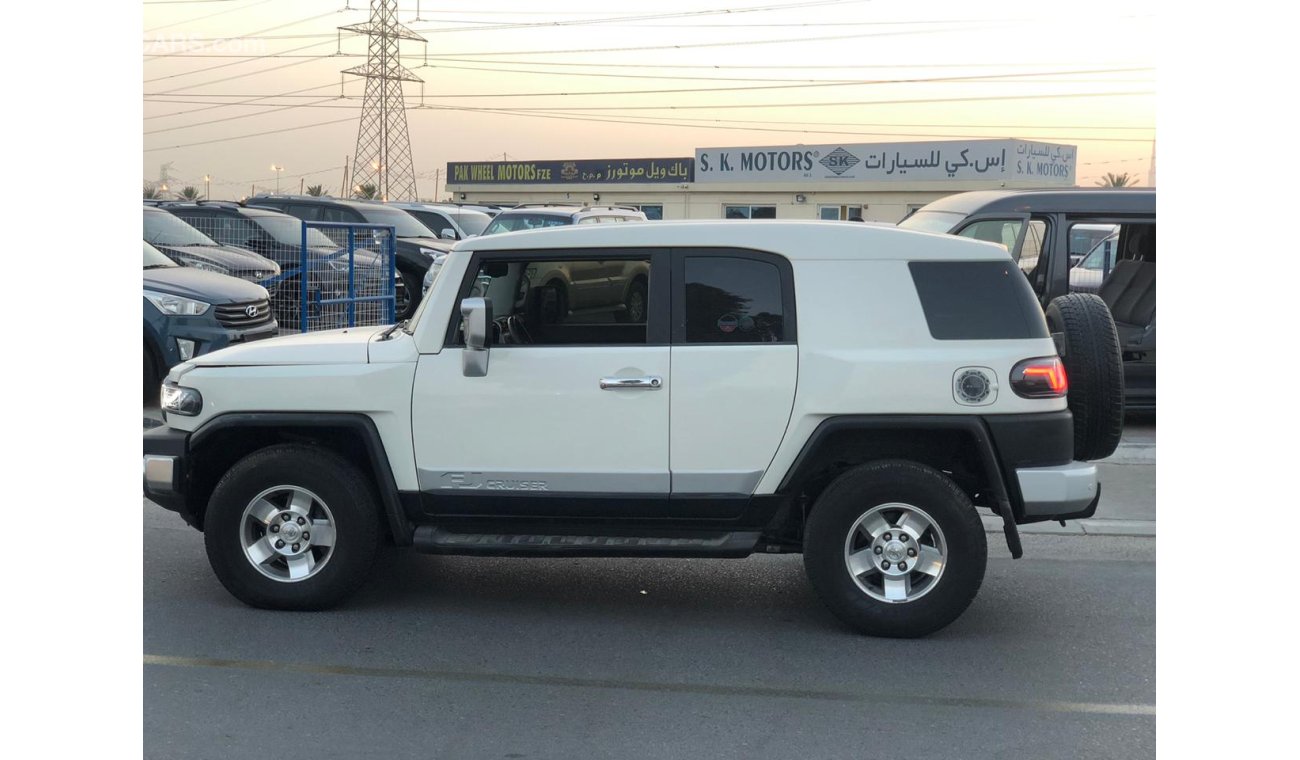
left=144, top=220, right=1117, bottom=638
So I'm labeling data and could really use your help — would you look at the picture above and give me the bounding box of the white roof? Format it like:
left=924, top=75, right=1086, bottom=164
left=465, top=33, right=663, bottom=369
left=455, top=219, right=1011, bottom=262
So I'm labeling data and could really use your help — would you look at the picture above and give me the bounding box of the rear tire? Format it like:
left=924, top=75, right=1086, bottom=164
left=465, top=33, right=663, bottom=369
left=1045, top=293, right=1124, bottom=461
left=803, top=460, right=986, bottom=638
left=203, top=444, right=381, bottom=610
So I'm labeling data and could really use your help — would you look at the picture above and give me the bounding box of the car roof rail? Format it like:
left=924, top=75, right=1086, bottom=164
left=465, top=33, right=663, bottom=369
left=587, top=206, right=643, bottom=213
left=505, top=202, right=585, bottom=210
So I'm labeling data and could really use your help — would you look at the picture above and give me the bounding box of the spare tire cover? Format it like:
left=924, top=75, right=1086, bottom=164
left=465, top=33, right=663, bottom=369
left=1045, top=293, right=1124, bottom=461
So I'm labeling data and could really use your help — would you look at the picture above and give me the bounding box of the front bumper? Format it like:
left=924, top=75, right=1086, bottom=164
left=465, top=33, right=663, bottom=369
left=1016, top=461, right=1101, bottom=520
left=143, top=426, right=194, bottom=522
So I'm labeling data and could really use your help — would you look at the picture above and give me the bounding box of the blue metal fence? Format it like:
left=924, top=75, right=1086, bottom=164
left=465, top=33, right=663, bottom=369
left=298, top=221, right=397, bottom=333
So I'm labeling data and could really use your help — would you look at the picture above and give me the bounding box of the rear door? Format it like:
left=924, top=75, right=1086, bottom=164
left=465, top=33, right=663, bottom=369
left=669, top=249, right=799, bottom=516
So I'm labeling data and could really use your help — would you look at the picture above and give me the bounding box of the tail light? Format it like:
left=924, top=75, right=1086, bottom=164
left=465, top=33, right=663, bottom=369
left=1010, top=356, right=1068, bottom=398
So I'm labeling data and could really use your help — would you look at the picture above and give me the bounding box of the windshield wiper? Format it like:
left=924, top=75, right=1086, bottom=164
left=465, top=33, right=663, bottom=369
left=143, top=264, right=172, bottom=270
left=378, top=319, right=409, bottom=341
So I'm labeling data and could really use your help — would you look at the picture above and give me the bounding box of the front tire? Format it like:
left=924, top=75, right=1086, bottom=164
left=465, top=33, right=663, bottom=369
left=203, top=444, right=381, bottom=610
left=803, top=461, right=986, bottom=638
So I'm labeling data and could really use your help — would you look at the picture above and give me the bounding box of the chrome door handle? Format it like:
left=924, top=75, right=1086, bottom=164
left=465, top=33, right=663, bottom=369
left=600, top=375, right=663, bottom=390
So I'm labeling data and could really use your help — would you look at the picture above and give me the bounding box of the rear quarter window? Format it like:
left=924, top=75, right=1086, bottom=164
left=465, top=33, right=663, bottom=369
left=908, top=260, right=1049, bottom=340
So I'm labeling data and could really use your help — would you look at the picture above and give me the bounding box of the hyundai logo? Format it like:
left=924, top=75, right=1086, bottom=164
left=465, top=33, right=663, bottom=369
left=245, top=305, right=261, bottom=318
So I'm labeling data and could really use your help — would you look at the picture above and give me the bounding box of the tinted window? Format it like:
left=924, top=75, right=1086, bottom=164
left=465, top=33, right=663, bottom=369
left=898, top=210, right=964, bottom=234
left=143, top=209, right=217, bottom=247
left=449, top=210, right=491, bottom=236
left=459, top=256, right=652, bottom=346
left=684, top=257, right=785, bottom=343
left=482, top=213, right=572, bottom=235
left=909, top=261, right=1049, bottom=340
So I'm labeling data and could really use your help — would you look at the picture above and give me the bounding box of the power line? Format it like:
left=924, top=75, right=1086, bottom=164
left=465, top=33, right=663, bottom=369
left=142, top=96, right=1151, bottom=130
left=143, top=0, right=270, bottom=33
left=143, top=82, right=346, bottom=120
left=144, top=38, right=338, bottom=84
left=144, top=115, right=358, bottom=152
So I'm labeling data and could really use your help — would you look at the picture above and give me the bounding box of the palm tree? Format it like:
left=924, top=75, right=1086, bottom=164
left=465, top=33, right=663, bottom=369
left=178, top=186, right=201, bottom=201
left=143, top=183, right=165, bottom=200
left=306, top=184, right=328, bottom=197
left=1095, top=172, right=1139, bottom=188
left=353, top=183, right=379, bottom=200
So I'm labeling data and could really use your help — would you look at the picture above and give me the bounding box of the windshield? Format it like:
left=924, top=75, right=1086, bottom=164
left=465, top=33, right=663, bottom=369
left=143, top=241, right=177, bottom=268
left=354, top=205, right=438, bottom=238
left=449, top=210, right=491, bottom=236
left=251, top=215, right=337, bottom=247
left=144, top=209, right=218, bottom=247
left=897, top=210, right=966, bottom=234
left=482, top=213, right=571, bottom=236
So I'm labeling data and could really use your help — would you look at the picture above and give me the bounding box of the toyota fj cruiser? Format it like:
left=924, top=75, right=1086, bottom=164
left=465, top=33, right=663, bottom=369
left=143, top=221, right=1119, bottom=638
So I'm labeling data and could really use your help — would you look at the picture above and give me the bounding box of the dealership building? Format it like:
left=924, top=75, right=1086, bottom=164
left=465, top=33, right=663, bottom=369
left=445, top=138, right=1079, bottom=223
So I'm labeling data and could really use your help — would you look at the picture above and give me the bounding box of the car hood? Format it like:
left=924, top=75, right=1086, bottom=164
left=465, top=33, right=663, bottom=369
left=144, top=267, right=269, bottom=303
left=154, top=243, right=280, bottom=274
left=185, top=324, right=390, bottom=367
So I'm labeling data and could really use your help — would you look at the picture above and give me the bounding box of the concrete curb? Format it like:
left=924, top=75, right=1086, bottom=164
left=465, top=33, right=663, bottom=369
left=982, top=515, right=1155, bottom=538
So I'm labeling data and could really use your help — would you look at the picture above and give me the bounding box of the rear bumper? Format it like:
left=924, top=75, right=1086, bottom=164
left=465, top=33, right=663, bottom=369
left=1016, top=461, right=1101, bottom=520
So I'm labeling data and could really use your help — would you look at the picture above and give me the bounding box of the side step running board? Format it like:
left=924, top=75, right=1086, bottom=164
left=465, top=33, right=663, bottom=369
left=413, top=526, right=761, bottom=558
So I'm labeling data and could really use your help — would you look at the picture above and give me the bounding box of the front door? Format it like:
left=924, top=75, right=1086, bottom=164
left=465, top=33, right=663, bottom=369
left=412, top=248, right=671, bottom=518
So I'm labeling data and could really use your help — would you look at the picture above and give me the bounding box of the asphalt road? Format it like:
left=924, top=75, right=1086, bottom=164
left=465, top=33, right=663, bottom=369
left=144, top=520, right=1155, bottom=755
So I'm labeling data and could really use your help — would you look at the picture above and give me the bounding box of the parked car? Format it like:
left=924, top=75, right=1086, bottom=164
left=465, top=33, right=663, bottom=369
left=480, top=204, right=647, bottom=236
left=162, top=201, right=397, bottom=330
left=247, top=195, right=453, bottom=319
left=420, top=204, right=651, bottom=299
left=900, top=188, right=1155, bottom=423
left=1069, top=233, right=1119, bottom=294
left=386, top=201, right=492, bottom=241
left=143, top=240, right=276, bottom=398
left=144, top=206, right=280, bottom=284
left=144, top=221, right=1122, bottom=637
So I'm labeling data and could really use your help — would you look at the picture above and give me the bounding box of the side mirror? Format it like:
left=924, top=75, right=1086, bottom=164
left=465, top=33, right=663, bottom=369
left=461, top=297, right=492, bottom=377
left=440, top=228, right=457, bottom=240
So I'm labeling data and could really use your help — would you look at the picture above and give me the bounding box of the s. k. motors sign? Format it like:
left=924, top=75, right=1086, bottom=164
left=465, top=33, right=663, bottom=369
left=693, top=139, right=1076, bottom=184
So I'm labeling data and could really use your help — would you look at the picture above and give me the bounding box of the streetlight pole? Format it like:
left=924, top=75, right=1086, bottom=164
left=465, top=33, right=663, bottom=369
left=270, top=164, right=284, bottom=193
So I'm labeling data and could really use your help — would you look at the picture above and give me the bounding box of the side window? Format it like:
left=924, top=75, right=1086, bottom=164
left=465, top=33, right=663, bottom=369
left=1068, top=222, right=1153, bottom=297
left=287, top=204, right=322, bottom=221
left=458, top=256, right=653, bottom=346
left=958, top=219, right=1022, bottom=253
left=683, top=257, right=786, bottom=343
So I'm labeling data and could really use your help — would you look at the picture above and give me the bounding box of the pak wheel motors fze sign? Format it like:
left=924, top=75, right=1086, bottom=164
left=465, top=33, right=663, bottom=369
left=693, top=139, right=1077, bottom=184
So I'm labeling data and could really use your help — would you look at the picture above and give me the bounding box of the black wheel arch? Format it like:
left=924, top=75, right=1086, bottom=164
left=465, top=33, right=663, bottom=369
left=773, top=416, right=1024, bottom=558
left=185, top=412, right=412, bottom=544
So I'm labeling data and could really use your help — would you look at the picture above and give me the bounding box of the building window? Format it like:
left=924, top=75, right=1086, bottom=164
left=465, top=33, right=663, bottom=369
left=818, top=204, right=864, bottom=221
left=724, top=205, right=776, bottom=219
left=630, top=204, right=663, bottom=220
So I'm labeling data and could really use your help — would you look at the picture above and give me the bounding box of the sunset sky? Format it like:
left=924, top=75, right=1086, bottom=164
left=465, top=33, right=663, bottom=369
left=143, top=0, right=1156, bottom=199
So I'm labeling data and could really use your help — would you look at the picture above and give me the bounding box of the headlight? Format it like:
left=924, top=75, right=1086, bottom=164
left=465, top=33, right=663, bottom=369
left=418, top=247, right=440, bottom=258
left=423, top=254, right=448, bottom=293
left=144, top=290, right=211, bottom=316
left=160, top=382, right=203, bottom=416
left=174, top=255, right=229, bottom=274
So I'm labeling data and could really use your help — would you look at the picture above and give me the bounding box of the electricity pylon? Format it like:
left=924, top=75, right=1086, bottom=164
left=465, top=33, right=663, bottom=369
left=340, top=0, right=424, bottom=201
